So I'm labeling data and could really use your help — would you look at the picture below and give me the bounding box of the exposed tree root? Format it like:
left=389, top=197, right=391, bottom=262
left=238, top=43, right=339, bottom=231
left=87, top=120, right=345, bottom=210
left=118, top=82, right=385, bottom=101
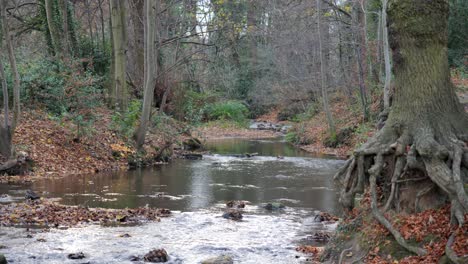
left=369, top=154, right=427, bottom=256
left=334, top=126, right=468, bottom=259
left=384, top=156, right=405, bottom=212
left=338, top=247, right=353, bottom=264
left=445, top=231, right=468, bottom=264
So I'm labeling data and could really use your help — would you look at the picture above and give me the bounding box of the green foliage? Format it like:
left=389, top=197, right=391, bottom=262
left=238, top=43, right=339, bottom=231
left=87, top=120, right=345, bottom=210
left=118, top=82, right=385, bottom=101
left=285, top=125, right=312, bottom=145
left=21, top=57, right=102, bottom=114
left=77, top=35, right=111, bottom=76
left=285, top=132, right=299, bottom=144
left=178, top=91, right=218, bottom=124
left=205, top=100, right=249, bottom=123
left=111, top=100, right=141, bottom=139
left=18, top=57, right=102, bottom=139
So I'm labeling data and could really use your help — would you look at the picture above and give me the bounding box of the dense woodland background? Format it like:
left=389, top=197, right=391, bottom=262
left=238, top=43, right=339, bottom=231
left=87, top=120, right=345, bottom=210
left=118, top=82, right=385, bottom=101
left=0, top=0, right=464, bottom=163
left=0, top=0, right=466, bottom=153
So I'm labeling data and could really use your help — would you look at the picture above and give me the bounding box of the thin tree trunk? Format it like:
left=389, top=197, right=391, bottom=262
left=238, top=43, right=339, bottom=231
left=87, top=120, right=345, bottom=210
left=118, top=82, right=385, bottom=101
left=59, top=0, right=70, bottom=58
left=247, top=0, right=257, bottom=78
left=98, top=0, right=106, bottom=49
left=317, top=0, right=336, bottom=137
left=376, top=10, right=383, bottom=83
left=353, top=4, right=369, bottom=121
left=44, top=0, right=62, bottom=56
left=136, top=0, right=158, bottom=149
left=108, top=3, right=115, bottom=106
left=1, top=0, right=20, bottom=131
left=382, top=0, right=391, bottom=109
left=0, top=61, right=11, bottom=158
left=110, top=0, right=128, bottom=112
left=85, top=0, right=94, bottom=47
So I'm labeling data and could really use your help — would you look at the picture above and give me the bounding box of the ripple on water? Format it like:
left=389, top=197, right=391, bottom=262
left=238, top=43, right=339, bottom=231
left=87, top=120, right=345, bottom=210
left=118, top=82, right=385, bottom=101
left=0, top=210, right=324, bottom=264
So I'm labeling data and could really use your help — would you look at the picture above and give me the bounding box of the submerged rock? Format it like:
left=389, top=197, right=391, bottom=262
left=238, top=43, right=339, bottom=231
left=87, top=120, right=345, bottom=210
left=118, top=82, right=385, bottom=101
left=182, top=153, right=203, bottom=160
left=0, top=254, right=6, bottom=264
left=226, top=200, right=246, bottom=208
left=130, top=255, right=141, bottom=261
left=222, top=210, right=243, bottom=221
left=67, top=252, right=85, bottom=260
left=201, top=255, right=234, bottom=264
left=263, top=202, right=285, bottom=211
left=143, top=249, right=168, bottom=262
left=183, top=138, right=203, bottom=151
left=313, top=212, right=339, bottom=223
left=25, top=190, right=40, bottom=200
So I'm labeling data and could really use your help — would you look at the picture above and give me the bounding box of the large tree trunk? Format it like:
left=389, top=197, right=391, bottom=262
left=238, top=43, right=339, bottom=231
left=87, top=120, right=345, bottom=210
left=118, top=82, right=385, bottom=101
left=1, top=0, right=20, bottom=131
left=135, top=0, right=158, bottom=149
left=110, top=0, right=128, bottom=112
left=335, top=0, right=468, bottom=258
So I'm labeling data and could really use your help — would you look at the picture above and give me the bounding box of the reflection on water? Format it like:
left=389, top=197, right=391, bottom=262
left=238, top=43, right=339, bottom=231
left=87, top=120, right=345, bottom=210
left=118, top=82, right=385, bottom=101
left=1, top=138, right=343, bottom=213
left=0, top=137, right=346, bottom=263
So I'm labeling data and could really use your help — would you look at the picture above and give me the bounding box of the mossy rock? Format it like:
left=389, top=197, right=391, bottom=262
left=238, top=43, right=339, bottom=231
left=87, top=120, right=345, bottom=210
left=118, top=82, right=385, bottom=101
left=0, top=254, right=6, bottom=264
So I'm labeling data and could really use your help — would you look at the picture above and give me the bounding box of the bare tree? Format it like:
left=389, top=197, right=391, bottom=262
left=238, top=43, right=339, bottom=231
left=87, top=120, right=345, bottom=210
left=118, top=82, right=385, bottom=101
left=136, top=0, right=159, bottom=149
left=1, top=0, right=20, bottom=130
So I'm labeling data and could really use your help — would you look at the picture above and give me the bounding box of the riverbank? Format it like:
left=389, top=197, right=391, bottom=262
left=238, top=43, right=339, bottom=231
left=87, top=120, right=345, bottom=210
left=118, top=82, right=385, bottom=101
left=1, top=108, right=183, bottom=183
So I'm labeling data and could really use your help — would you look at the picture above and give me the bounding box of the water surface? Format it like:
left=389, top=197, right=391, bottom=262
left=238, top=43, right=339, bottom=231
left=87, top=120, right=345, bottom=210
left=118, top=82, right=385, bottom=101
left=0, top=137, right=345, bottom=263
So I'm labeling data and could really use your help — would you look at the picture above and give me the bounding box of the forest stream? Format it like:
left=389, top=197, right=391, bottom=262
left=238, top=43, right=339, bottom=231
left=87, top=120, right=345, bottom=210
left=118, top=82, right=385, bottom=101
left=0, top=138, right=345, bottom=263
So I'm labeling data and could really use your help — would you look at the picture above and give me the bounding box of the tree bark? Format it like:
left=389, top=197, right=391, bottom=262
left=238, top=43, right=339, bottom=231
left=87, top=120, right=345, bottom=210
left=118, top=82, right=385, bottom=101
left=1, top=0, right=20, bottom=131
left=110, top=0, right=128, bottom=112
left=136, top=0, right=158, bottom=149
left=382, top=0, right=391, bottom=110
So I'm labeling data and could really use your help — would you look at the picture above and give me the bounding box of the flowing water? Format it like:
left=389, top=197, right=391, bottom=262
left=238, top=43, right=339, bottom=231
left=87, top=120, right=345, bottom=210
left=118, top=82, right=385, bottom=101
left=0, top=138, right=345, bottom=264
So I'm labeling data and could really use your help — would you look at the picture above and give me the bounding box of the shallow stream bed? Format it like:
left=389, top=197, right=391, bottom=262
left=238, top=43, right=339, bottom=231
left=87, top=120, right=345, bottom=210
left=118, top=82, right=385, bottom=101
left=0, top=138, right=344, bottom=263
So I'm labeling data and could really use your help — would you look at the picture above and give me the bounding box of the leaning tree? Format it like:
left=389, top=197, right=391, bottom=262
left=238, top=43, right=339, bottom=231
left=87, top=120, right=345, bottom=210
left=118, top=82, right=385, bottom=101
left=334, top=0, right=468, bottom=259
